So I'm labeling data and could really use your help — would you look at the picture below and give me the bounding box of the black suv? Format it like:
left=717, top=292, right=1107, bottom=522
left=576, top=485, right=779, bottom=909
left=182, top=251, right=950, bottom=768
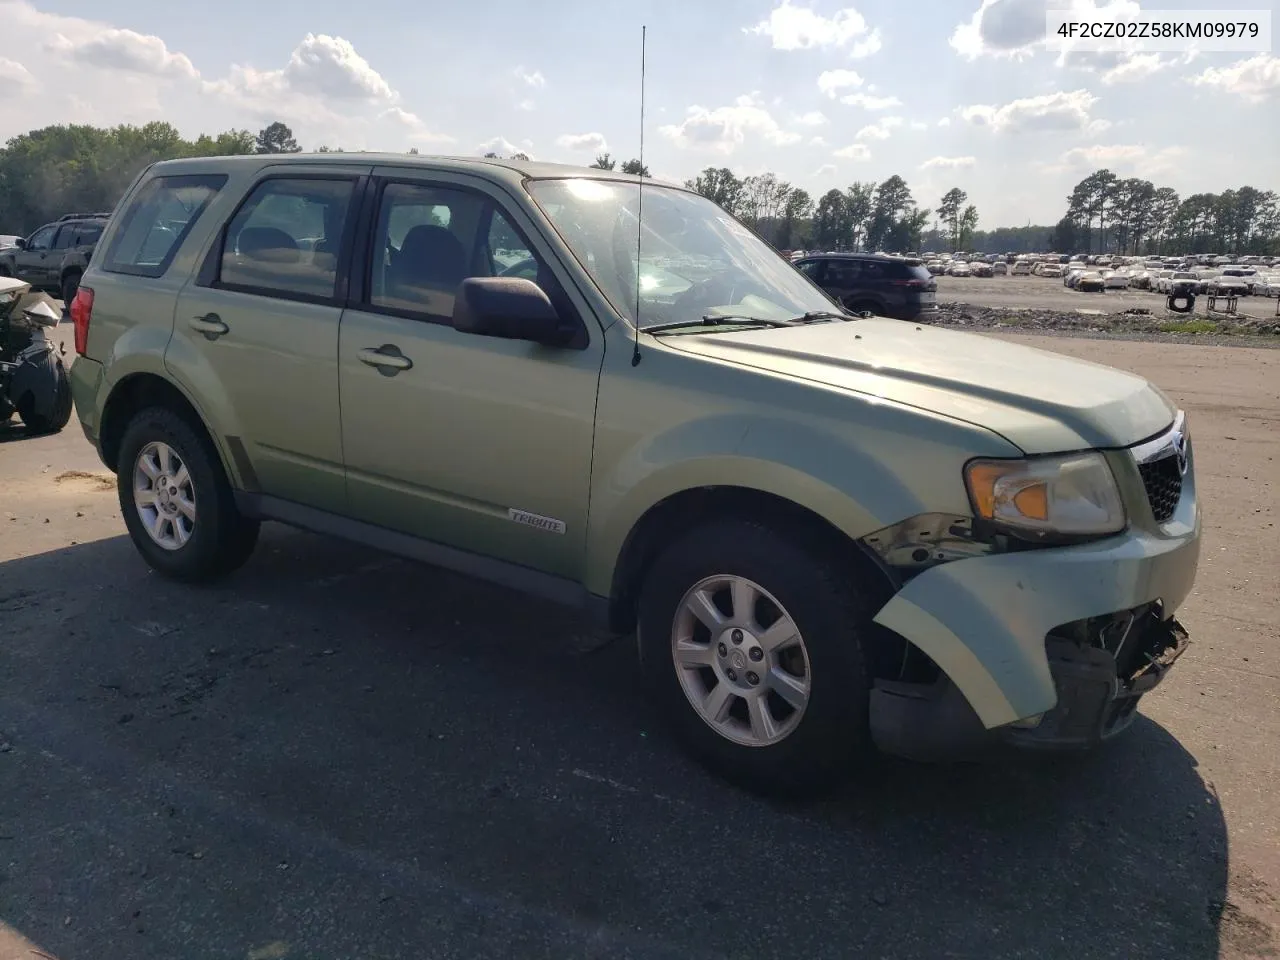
left=794, top=253, right=938, bottom=322
left=0, top=212, right=111, bottom=303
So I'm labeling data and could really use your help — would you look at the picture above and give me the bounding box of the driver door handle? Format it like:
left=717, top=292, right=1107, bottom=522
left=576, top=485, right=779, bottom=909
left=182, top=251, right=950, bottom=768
left=189, top=313, right=229, bottom=338
left=357, top=345, right=413, bottom=373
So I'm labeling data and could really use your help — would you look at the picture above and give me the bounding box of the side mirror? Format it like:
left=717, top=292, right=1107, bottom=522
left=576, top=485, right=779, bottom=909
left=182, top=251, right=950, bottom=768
left=452, top=276, right=572, bottom=346
left=23, top=299, right=61, bottom=328
left=14, top=238, right=26, bottom=250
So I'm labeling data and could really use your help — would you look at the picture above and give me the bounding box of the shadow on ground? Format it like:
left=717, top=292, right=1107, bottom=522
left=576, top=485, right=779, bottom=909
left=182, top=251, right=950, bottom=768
left=0, top=527, right=1234, bottom=959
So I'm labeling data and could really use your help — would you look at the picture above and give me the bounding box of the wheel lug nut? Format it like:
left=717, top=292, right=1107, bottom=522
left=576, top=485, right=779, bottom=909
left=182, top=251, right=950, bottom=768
left=748, top=647, right=763, bottom=662
left=718, top=642, right=728, bottom=657
left=731, top=629, right=743, bottom=644
left=746, top=671, right=760, bottom=685
left=726, top=668, right=738, bottom=682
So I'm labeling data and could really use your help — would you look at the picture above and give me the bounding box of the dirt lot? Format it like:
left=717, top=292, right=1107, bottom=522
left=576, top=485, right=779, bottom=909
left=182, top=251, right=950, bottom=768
left=1, top=327, right=1277, bottom=960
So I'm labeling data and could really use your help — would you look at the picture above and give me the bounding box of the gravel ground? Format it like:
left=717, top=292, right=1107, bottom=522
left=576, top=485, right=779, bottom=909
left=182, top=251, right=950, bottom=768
left=0, top=325, right=1277, bottom=959
left=929, top=275, right=1280, bottom=346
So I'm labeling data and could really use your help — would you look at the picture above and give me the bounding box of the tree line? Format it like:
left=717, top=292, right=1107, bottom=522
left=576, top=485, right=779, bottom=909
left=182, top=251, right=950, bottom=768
left=0, top=121, right=313, bottom=234
left=1049, top=169, right=1279, bottom=256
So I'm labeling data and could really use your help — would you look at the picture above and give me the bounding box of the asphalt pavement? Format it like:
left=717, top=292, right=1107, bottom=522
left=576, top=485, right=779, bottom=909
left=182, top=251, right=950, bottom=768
left=1, top=328, right=1276, bottom=960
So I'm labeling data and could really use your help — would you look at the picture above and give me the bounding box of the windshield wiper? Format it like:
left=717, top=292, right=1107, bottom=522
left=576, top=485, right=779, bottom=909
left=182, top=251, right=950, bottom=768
left=793, top=310, right=854, bottom=323
left=644, top=314, right=801, bottom=334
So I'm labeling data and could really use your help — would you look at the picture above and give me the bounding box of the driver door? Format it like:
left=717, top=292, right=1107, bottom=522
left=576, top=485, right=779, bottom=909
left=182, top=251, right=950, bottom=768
left=337, top=169, right=604, bottom=580
left=14, top=224, right=57, bottom=287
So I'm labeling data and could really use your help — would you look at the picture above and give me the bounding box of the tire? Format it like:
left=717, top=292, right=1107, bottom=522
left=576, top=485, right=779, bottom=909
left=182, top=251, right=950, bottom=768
left=116, top=406, right=259, bottom=583
left=15, top=355, right=73, bottom=434
left=637, top=519, right=873, bottom=798
left=61, top=271, right=81, bottom=306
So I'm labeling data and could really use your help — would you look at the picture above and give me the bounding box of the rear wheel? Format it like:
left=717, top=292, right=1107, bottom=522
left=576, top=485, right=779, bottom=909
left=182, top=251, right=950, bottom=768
left=117, top=407, right=259, bottom=583
left=638, top=519, right=873, bottom=797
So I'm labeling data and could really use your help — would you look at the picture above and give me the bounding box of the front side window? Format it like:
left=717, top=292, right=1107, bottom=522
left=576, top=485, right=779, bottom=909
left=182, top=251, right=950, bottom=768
left=369, top=182, right=487, bottom=319
left=103, top=174, right=227, bottom=278
left=218, top=177, right=354, bottom=299
left=367, top=182, right=564, bottom=325
left=25, top=225, right=56, bottom=251
left=527, top=178, right=839, bottom=329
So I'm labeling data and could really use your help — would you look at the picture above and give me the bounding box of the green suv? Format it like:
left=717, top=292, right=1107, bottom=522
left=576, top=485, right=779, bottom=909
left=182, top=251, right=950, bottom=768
left=69, top=155, right=1200, bottom=795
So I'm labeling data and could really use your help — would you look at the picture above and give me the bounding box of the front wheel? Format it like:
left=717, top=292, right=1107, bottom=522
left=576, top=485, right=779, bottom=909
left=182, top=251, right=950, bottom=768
left=117, top=407, right=259, bottom=583
left=638, top=519, right=874, bottom=797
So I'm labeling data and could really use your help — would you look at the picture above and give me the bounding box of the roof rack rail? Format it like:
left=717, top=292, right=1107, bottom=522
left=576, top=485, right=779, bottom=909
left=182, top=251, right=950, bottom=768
left=55, top=212, right=112, bottom=222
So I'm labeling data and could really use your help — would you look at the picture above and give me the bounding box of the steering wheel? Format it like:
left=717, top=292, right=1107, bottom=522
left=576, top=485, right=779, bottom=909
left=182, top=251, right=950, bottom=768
left=498, top=257, right=539, bottom=281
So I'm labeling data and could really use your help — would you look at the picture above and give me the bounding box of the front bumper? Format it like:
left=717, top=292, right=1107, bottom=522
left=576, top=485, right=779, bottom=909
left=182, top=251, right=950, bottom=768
left=868, top=422, right=1200, bottom=757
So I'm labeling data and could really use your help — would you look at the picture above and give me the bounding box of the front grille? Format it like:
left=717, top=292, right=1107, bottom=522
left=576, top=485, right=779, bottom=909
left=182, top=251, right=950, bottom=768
left=1138, top=455, right=1182, bottom=523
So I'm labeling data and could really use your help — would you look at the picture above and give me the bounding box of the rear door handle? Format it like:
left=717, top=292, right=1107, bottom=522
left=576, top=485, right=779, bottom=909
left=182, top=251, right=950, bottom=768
left=189, top=313, right=229, bottom=338
left=357, top=345, right=413, bottom=373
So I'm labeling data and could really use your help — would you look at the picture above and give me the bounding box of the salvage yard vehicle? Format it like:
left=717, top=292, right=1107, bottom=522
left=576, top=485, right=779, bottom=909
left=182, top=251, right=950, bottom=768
left=68, top=154, right=1200, bottom=796
left=1076, top=271, right=1106, bottom=292
left=794, top=253, right=938, bottom=323
left=0, top=276, right=72, bottom=433
left=0, top=212, right=110, bottom=305
left=1103, top=269, right=1130, bottom=290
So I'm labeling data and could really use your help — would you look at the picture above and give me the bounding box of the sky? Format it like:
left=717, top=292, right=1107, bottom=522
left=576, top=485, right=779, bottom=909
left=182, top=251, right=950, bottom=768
left=1, top=0, right=1277, bottom=227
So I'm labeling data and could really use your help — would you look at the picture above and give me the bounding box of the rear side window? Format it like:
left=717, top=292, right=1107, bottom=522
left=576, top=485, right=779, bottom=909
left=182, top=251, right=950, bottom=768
left=53, top=226, right=76, bottom=250
left=103, top=174, right=227, bottom=278
left=77, top=223, right=103, bottom=246
left=216, top=177, right=356, bottom=301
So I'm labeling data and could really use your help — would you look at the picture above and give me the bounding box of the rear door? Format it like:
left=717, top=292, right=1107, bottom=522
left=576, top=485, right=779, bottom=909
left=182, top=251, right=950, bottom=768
left=170, top=164, right=371, bottom=514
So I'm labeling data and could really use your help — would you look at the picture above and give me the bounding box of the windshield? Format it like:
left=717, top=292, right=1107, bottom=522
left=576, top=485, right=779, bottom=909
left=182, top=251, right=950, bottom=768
left=526, top=178, right=839, bottom=329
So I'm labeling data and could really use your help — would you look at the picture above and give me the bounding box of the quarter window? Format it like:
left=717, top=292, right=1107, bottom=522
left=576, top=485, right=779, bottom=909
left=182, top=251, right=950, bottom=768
left=218, top=177, right=355, bottom=299
left=103, top=174, right=227, bottom=278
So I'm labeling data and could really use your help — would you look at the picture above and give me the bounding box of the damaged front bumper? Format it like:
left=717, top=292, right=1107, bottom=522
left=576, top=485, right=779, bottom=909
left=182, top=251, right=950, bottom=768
left=865, top=434, right=1200, bottom=760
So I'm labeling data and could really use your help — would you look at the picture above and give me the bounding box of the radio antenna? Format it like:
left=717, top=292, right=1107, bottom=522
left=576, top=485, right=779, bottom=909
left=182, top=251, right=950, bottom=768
left=631, top=24, right=647, bottom=367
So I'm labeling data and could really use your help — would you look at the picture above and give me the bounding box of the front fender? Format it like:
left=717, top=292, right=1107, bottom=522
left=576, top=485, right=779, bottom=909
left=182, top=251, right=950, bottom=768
left=583, top=412, right=976, bottom=599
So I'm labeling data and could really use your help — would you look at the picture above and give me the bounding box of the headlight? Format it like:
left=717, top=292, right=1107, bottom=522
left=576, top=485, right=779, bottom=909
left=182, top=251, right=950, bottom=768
left=964, top=452, right=1126, bottom=539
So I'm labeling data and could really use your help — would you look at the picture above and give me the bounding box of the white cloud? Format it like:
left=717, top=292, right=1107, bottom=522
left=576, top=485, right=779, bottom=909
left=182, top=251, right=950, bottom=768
left=814, top=163, right=838, bottom=177
left=659, top=93, right=802, bottom=154
left=920, top=155, right=977, bottom=170
left=949, top=0, right=1141, bottom=61
left=795, top=110, right=828, bottom=126
left=1100, top=53, right=1166, bottom=84
left=910, top=120, right=927, bottom=130
left=514, top=67, right=546, bottom=88
left=960, top=88, right=1104, bottom=133
left=45, top=25, right=197, bottom=80
left=833, top=143, right=872, bottom=160
left=0, top=58, right=36, bottom=88
left=817, top=69, right=864, bottom=97
left=478, top=135, right=524, bottom=156
left=855, top=116, right=904, bottom=140
left=938, top=116, right=952, bottom=127
left=810, top=135, right=828, bottom=145
left=747, top=1, right=882, bottom=57
left=840, top=92, right=902, bottom=110
left=517, top=99, right=535, bottom=111
left=1055, top=143, right=1186, bottom=177
left=203, top=33, right=452, bottom=147
left=1191, top=54, right=1280, bottom=103
left=555, top=131, right=608, bottom=152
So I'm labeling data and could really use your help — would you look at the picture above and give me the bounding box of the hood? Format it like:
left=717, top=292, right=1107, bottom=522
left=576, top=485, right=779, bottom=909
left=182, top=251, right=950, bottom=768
left=659, top=318, right=1175, bottom=455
